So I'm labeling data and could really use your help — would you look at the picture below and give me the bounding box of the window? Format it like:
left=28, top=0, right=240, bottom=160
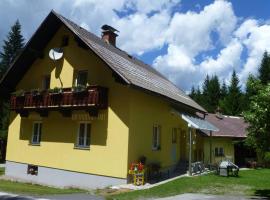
left=61, top=35, right=69, bottom=46
left=76, top=123, right=91, bottom=148
left=31, top=122, right=42, bottom=145
left=172, top=128, right=177, bottom=144
left=43, top=75, right=50, bottom=90
left=27, top=165, right=38, bottom=175
left=215, top=147, right=224, bottom=157
left=76, top=70, right=88, bottom=86
left=152, top=125, right=161, bottom=150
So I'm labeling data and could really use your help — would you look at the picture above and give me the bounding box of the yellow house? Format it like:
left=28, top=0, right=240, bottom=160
left=0, top=11, right=228, bottom=189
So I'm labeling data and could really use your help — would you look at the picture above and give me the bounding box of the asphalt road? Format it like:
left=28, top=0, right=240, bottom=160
left=0, top=192, right=104, bottom=200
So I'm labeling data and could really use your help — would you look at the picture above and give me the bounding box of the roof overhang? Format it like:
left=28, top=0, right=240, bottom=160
left=172, top=110, right=218, bottom=131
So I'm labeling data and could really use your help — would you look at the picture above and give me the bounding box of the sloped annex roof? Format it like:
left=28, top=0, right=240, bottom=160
left=200, top=113, right=248, bottom=138
left=0, top=10, right=206, bottom=113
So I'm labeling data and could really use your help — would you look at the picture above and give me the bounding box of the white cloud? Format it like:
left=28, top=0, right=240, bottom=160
left=237, top=22, right=270, bottom=83
left=1, top=0, right=270, bottom=93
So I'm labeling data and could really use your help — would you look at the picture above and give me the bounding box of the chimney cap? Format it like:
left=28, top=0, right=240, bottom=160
left=101, top=24, right=119, bottom=33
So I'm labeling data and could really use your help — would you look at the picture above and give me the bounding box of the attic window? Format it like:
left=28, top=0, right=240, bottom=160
left=61, top=35, right=69, bottom=47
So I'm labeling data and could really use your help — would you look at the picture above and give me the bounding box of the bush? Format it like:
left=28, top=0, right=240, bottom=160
left=264, top=152, right=270, bottom=167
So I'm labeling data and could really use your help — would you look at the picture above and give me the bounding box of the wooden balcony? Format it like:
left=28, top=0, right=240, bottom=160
left=10, top=86, right=108, bottom=117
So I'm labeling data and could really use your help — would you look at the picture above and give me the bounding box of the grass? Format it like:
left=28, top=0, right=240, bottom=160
left=0, top=167, right=86, bottom=195
left=107, top=169, right=270, bottom=200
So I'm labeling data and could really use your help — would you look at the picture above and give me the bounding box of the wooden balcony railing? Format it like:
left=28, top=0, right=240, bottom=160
left=10, top=86, right=108, bottom=112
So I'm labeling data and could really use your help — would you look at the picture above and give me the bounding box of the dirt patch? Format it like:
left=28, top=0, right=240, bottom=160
left=198, top=183, right=252, bottom=196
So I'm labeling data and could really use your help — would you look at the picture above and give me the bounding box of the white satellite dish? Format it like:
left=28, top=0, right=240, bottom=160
left=49, top=48, right=63, bottom=60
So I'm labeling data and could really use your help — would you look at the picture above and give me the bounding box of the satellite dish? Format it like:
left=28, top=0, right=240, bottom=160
left=49, top=48, right=63, bottom=60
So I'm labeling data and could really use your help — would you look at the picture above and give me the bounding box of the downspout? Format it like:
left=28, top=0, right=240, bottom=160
left=188, top=124, right=192, bottom=176
left=210, top=130, right=213, bottom=165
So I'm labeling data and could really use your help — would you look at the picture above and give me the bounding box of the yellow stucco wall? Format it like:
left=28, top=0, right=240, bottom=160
left=203, top=137, right=235, bottom=164
left=127, top=89, right=191, bottom=169
left=7, top=25, right=130, bottom=178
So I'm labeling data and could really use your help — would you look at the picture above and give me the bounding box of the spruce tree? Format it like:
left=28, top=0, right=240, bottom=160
left=0, top=20, right=24, bottom=150
left=220, top=80, right=227, bottom=99
left=258, top=51, right=270, bottom=85
left=220, top=70, right=243, bottom=115
left=189, top=86, right=196, bottom=100
left=0, top=20, right=24, bottom=77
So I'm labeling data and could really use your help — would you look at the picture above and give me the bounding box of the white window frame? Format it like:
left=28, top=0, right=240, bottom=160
left=152, top=124, right=161, bottom=151
left=76, top=122, right=91, bottom=148
left=31, top=122, right=42, bottom=145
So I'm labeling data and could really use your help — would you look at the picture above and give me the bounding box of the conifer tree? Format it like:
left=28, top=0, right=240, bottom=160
left=0, top=20, right=24, bottom=77
left=220, top=70, right=243, bottom=115
left=0, top=20, right=24, bottom=143
left=258, top=51, right=270, bottom=85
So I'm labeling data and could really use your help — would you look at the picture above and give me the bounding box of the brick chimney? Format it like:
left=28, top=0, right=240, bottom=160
left=101, top=24, right=119, bottom=46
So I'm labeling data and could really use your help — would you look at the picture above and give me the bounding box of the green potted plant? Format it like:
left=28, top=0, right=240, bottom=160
left=48, top=87, right=63, bottom=95
left=12, top=89, right=25, bottom=97
left=72, top=85, right=87, bottom=94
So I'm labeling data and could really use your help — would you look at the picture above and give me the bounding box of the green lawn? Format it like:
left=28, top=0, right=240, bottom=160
left=0, top=167, right=86, bottom=195
left=108, top=169, right=270, bottom=200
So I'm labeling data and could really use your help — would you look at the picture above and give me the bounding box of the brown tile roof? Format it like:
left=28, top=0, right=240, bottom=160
left=55, top=12, right=206, bottom=113
left=201, top=113, right=248, bottom=138
left=0, top=11, right=206, bottom=113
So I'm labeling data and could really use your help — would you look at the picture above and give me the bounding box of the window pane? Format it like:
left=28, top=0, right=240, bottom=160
left=32, top=123, right=41, bottom=144
left=38, top=124, right=42, bottom=142
left=43, top=76, right=50, bottom=90
left=77, top=71, right=88, bottom=86
left=78, top=124, right=85, bottom=146
left=86, top=124, right=91, bottom=146
left=153, top=126, right=158, bottom=148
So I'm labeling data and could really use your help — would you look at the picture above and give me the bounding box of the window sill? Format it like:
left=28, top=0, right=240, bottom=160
left=29, top=143, right=41, bottom=146
left=74, top=146, right=90, bottom=150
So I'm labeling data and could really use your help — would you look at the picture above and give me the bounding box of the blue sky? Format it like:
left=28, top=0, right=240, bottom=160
left=0, top=0, right=270, bottom=92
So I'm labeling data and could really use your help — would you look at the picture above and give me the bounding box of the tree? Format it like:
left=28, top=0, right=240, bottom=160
left=0, top=20, right=24, bottom=150
left=200, top=75, right=221, bottom=112
left=0, top=20, right=24, bottom=77
left=220, top=80, right=227, bottom=100
left=244, top=83, right=270, bottom=162
left=258, top=51, right=270, bottom=85
left=220, top=70, right=243, bottom=115
left=243, top=74, right=262, bottom=111
left=189, top=86, right=196, bottom=100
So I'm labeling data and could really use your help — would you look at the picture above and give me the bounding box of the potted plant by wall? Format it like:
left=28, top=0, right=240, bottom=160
left=72, top=85, right=87, bottom=94
left=48, top=87, right=63, bottom=96
left=12, top=89, right=25, bottom=98
left=11, top=90, right=26, bottom=109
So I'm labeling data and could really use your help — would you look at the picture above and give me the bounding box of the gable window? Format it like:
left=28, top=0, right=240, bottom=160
left=76, top=123, right=91, bottom=148
left=31, top=122, right=42, bottom=145
left=215, top=147, right=224, bottom=157
left=172, top=128, right=177, bottom=144
left=76, top=70, right=88, bottom=86
left=43, top=75, right=50, bottom=90
left=152, top=125, right=161, bottom=150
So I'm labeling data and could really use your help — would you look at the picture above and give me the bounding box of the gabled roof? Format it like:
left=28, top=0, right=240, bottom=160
left=0, top=10, right=206, bottom=113
left=200, top=113, right=248, bottom=138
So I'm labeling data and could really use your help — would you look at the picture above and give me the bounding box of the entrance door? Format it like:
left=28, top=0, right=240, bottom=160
left=179, top=129, right=187, bottom=160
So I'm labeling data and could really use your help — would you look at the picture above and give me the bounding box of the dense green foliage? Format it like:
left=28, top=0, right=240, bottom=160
left=108, top=169, right=270, bottom=200
left=244, top=83, right=270, bottom=161
left=0, top=20, right=24, bottom=161
left=0, top=20, right=24, bottom=139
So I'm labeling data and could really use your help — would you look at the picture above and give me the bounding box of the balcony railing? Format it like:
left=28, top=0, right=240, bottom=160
left=10, top=86, right=108, bottom=112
